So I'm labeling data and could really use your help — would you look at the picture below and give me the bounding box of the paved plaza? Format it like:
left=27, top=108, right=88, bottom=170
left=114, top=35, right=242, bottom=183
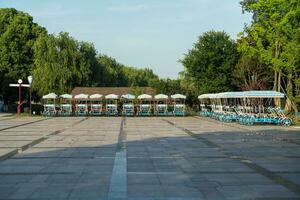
left=0, top=115, right=299, bottom=200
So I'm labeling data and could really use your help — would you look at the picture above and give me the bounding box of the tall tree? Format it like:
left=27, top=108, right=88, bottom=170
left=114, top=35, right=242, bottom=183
left=180, top=31, right=239, bottom=94
left=240, top=0, right=300, bottom=111
left=0, top=8, right=46, bottom=96
left=32, top=33, right=93, bottom=95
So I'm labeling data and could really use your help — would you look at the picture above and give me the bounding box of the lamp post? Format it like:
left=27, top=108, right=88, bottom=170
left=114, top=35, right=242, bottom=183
left=17, top=79, right=23, bottom=115
left=27, top=76, right=33, bottom=116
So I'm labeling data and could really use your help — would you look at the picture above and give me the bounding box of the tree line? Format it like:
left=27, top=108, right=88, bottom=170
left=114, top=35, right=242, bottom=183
left=0, top=8, right=162, bottom=101
left=180, top=0, right=300, bottom=113
left=1, top=1, right=299, bottom=113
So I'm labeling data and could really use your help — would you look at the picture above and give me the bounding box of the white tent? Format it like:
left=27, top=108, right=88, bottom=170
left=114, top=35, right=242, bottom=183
left=171, top=94, right=186, bottom=99
left=105, top=94, right=119, bottom=99
left=60, top=94, right=72, bottom=99
left=74, top=94, right=89, bottom=99
left=154, top=94, right=168, bottom=99
left=42, top=93, right=57, bottom=99
left=198, top=91, right=285, bottom=99
left=243, top=90, right=284, bottom=98
left=137, top=94, right=152, bottom=99
left=89, top=94, right=103, bottom=99
left=121, top=94, right=135, bottom=99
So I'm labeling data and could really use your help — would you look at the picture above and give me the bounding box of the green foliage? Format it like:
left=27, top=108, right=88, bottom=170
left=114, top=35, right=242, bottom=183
left=180, top=31, right=239, bottom=94
left=32, top=32, right=94, bottom=95
left=124, top=67, right=159, bottom=87
left=150, top=78, right=181, bottom=95
left=0, top=8, right=46, bottom=95
left=239, top=0, right=300, bottom=111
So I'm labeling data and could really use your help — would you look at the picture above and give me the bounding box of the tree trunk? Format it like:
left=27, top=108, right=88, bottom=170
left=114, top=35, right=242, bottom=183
left=285, top=74, right=299, bottom=114
left=273, top=71, right=278, bottom=91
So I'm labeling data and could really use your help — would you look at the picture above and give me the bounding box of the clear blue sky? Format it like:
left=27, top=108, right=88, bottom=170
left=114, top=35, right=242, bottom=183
left=1, top=0, right=252, bottom=79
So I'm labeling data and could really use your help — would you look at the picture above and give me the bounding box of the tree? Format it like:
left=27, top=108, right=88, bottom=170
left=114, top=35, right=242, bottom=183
left=96, top=55, right=128, bottom=87
left=180, top=31, right=239, bottom=94
left=124, top=67, right=159, bottom=87
left=0, top=8, right=46, bottom=96
left=150, top=78, right=182, bottom=95
left=240, top=0, right=300, bottom=111
left=32, top=33, right=93, bottom=95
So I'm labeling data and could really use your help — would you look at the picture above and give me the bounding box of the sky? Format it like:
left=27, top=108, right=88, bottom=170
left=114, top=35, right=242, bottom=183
left=1, top=0, right=252, bottom=79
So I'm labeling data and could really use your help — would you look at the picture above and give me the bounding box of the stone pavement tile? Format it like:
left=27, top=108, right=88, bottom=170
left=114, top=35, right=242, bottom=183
left=83, top=164, right=113, bottom=173
left=45, top=173, right=81, bottom=184
left=8, top=183, right=41, bottom=199
left=128, top=164, right=156, bottom=172
left=0, top=185, right=17, bottom=199
left=201, top=173, right=242, bottom=186
left=128, top=184, right=165, bottom=198
left=0, top=148, right=17, bottom=159
left=158, top=173, right=190, bottom=185
left=78, top=173, right=111, bottom=185
left=216, top=185, right=256, bottom=200
left=162, top=185, right=204, bottom=198
left=278, top=173, right=300, bottom=185
left=0, top=165, right=44, bottom=173
left=248, top=185, right=299, bottom=198
left=69, top=183, right=109, bottom=199
left=235, top=173, right=274, bottom=185
left=199, top=188, right=226, bottom=200
left=0, top=174, right=33, bottom=184
left=29, top=184, right=74, bottom=199
left=128, top=174, right=160, bottom=185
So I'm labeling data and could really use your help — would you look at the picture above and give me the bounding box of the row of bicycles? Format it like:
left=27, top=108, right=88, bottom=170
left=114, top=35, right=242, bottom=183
left=199, top=106, right=292, bottom=126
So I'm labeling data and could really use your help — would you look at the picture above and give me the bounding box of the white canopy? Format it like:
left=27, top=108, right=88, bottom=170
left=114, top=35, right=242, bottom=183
left=137, top=94, right=152, bottom=99
left=89, top=94, right=103, bottom=99
left=60, top=94, right=72, bottom=99
left=74, top=94, right=89, bottom=99
left=121, top=94, right=135, bottom=99
left=105, top=94, right=119, bottom=99
left=198, top=91, right=285, bottom=99
left=198, top=93, right=214, bottom=99
left=171, top=94, right=186, bottom=99
left=154, top=94, right=168, bottom=99
left=243, top=90, right=284, bottom=98
left=42, top=93, right=57, bottom=99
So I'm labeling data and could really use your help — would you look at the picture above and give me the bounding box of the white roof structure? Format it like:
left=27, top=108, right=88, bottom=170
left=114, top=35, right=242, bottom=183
left=198, top=91, right=285, bottom=99
left=137, top=94, right=152, bottom=99
left=60, top=94, right=72, bottom=99
left=121, top=94, right=135, bottom=99
left=89, top=94, right=103, bottom=99
left=244, top=90, right=284, bottom=98
left=74, top=94, right=89, bottom=99
left=198, top=93, right=216, bottom=99
left=154, top=94, right=168, bottom=99
left=171, top=94, right=186, bottom=99
left=42, top=93, right=57, bottom=99
left=105, top=94, right=119, bottom=99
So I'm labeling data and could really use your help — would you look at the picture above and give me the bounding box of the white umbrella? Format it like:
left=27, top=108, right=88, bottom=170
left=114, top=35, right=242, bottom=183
left=90, top=94, right=103, bottom=99
left=42, top=93, right=57, bottom=99
left=74, top=94, right=89, bottom=99
left=171, top=94, right=186, bottom=99
left=60, top=94, right=72, bottom=99
left=121, top=94, right=135, bottom=99
left=105, top=94, right=119, bottom=99
left=154, top=94, right=168, bottom=99
left=137, top=94, right=152, bottom=99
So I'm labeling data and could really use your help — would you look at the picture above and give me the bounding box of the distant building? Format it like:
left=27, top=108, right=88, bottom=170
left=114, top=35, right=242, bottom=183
left=71, top=87, right=156, bottom=97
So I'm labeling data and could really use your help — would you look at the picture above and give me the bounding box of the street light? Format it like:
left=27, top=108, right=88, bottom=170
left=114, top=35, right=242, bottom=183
left=27, top=76, right=33, bottom=116
left=27, top=76, right=32, bottom=116
left=27, top=76, right=32, bottom=84
left=17, top=79, right=23, bottom=115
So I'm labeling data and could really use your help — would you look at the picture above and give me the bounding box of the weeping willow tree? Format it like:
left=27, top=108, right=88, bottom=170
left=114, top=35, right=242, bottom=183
left=32, top=32, right=93, bottom=95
